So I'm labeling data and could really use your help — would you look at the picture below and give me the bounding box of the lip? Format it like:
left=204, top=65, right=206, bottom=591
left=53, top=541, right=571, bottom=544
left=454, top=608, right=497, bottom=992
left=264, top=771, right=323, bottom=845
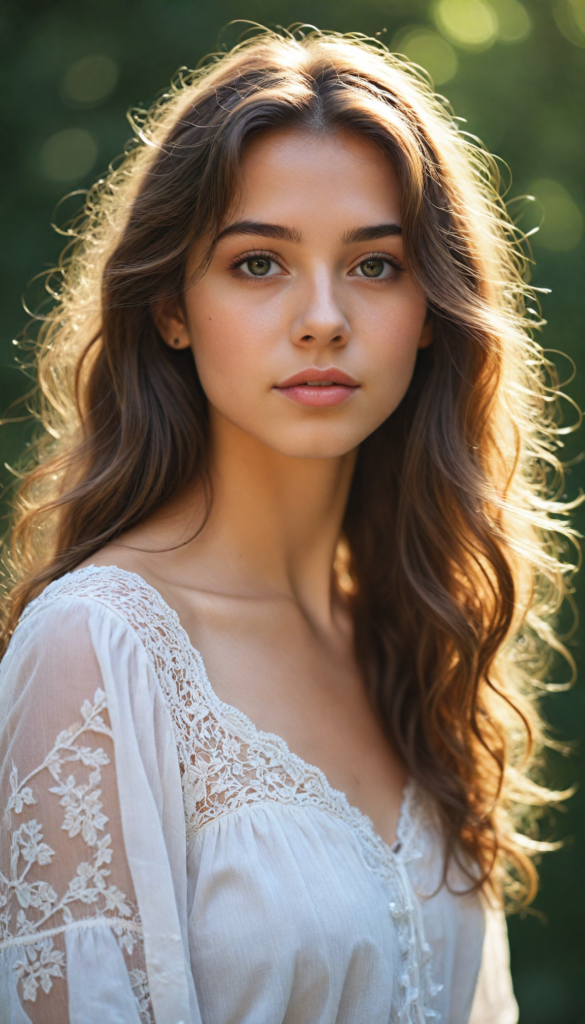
left=274, top=367, right=360, bottom=408
left=276, top=367, right=359, bottom=388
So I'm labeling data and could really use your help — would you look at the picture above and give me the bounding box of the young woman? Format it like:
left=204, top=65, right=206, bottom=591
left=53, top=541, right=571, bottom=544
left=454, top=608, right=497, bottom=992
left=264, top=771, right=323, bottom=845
left=0, top=27, right=575, bottom=1024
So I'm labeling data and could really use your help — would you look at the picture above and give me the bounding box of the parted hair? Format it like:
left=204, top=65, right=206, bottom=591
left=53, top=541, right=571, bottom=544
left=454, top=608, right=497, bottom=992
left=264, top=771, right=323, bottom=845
left=1, top=26, right=578, bottom=906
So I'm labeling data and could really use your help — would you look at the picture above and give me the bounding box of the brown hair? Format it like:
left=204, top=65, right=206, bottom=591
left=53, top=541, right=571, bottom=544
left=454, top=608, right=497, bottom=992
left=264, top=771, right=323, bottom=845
left=1, top=26, right=578, bottom=905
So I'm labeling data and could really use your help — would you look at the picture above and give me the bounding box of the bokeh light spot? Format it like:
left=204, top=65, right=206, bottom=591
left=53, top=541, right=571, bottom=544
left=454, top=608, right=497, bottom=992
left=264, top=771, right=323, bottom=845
left=572, top=0, right=585, bottom=32
left=530, top=179, right=583, bottom=250
left=491, top=0, right=532, bottom=42
left=40, top=128, right=98, bottom=182
left=395, top=28, right=458, bottom=84
left=553, top=0, right=585, bottom=47
left=62, top=55, right=119, bottom=106
left=433, top=0, right=498, bottom=49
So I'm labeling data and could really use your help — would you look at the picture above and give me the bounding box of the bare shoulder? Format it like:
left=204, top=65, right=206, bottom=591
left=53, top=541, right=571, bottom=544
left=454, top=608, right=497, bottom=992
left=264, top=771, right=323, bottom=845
left=76, top=488, right=211, bottom=592
left=73, top=521, right=229, bottom=649
left=76, top=537, right=157, bottom=581
left=75, top=510, right=192, bottom=588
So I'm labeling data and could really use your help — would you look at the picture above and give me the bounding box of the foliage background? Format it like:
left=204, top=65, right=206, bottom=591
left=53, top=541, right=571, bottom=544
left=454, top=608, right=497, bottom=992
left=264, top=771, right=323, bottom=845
left=0, top=1, right=583, bottom=1020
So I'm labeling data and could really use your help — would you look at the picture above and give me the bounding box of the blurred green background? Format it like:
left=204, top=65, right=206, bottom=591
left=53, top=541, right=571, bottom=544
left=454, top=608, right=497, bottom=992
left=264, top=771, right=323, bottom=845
left=1, top=1, right=583, bottom=1020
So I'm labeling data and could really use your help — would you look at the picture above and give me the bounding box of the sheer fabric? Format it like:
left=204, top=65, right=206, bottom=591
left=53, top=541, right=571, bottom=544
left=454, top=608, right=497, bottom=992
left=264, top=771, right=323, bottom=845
left=0, top=565, right=518, bottom=1023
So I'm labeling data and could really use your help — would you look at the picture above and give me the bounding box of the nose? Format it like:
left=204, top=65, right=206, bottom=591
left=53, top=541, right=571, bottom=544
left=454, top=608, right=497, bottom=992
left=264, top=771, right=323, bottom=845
left=291, top=269, right=350, bottom=351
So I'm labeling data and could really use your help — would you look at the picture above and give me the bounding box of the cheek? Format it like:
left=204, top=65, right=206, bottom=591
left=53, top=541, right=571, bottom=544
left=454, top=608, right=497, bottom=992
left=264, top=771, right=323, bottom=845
left=360, top=296, right=427, bottom=412
left=187, top=288, right=273, bottom=409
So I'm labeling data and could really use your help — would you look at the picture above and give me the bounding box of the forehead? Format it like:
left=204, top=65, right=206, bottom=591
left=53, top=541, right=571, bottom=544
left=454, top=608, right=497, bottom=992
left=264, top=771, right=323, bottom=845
left=235, top=128, right=402, bottom=227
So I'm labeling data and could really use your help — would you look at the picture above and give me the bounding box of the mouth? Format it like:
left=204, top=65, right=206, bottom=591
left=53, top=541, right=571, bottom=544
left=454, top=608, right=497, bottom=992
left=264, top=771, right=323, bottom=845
left=273, top=367, right=359, bottom=408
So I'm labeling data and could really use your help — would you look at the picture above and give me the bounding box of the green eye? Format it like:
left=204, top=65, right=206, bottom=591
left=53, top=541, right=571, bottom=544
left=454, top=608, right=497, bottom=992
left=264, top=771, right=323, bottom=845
left=360, top=258, right=385, bottom=278
left=246, top=257, right=272, bottom=276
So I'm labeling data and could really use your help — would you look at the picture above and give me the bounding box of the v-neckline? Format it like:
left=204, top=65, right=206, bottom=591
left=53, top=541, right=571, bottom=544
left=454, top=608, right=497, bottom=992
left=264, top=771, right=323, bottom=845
left=71, top=563, right=417, bottom=860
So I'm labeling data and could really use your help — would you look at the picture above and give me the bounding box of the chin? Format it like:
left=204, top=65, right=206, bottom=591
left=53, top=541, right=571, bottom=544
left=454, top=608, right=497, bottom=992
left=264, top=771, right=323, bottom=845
left=260, top=426, right=367, bottom=460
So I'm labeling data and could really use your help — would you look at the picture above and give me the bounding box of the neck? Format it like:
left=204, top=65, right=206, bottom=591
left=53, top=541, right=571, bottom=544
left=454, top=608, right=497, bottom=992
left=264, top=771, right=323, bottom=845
left=164, top=411, right=357, bottom=625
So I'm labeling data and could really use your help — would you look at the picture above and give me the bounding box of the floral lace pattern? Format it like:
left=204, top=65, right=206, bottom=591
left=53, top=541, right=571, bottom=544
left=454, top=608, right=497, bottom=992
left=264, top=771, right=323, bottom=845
left=0, top=684, right=152, bottom=1021
left=19, top=564, right=441, bottom=1023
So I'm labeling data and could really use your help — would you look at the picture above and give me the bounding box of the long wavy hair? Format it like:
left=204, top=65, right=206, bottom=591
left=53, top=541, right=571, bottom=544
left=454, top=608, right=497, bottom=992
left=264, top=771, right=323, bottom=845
left=0, top=26, right=578, bottom=906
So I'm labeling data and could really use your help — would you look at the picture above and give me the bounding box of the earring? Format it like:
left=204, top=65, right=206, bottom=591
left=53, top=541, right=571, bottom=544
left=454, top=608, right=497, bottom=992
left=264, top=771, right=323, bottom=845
left=173, top=337, right=180, bottom=346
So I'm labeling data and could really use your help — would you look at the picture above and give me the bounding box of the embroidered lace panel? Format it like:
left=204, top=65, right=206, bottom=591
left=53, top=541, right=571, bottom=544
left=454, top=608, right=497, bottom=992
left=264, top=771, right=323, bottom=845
left=0, top=684, right=152, bottom=1021
left=18, top=564, right=441, bottom=1023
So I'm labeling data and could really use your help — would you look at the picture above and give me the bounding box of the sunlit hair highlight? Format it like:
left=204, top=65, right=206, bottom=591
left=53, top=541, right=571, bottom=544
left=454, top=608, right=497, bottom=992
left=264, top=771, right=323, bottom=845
left=1, top=26, right=579, bottom=907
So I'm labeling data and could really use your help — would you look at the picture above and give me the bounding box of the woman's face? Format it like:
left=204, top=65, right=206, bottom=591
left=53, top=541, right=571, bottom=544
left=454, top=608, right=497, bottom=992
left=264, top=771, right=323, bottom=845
left=167, top=128, right=430, bottom=459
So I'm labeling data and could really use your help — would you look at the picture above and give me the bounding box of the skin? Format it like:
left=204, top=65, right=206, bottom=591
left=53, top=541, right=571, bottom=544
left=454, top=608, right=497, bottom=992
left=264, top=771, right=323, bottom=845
left=84, top=128, right=431, bottom=848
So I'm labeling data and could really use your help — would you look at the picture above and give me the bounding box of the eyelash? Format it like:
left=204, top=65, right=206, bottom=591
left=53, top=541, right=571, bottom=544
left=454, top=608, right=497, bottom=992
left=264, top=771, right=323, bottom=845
left=352, top=251, right=405, bottom=277
left=228, top=249, right=281, bottom=273
left=228, top=249, right=405, bottom=277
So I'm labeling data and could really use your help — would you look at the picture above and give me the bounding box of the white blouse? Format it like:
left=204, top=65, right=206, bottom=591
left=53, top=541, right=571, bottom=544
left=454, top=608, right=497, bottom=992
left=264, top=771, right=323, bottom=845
left=0, top=565, right=518, bottom=1024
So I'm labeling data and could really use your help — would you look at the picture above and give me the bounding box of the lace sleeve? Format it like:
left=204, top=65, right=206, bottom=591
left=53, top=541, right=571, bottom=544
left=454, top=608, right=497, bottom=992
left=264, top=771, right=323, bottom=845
left=0, top=599, right=156, bottom=1023
left=469, top=904, right=519, bottom=1024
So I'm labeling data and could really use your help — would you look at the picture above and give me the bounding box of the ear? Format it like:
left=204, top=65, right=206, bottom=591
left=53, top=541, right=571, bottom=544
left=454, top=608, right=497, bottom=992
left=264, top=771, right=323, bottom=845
left=152, top=298, right=191, bottom=350
left=417, top=316, right=433, bottom=350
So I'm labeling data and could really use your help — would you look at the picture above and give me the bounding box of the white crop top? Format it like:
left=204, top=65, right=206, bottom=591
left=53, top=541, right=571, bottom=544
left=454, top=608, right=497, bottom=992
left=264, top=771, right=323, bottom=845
left=0, top=565, right=518, bottom=1024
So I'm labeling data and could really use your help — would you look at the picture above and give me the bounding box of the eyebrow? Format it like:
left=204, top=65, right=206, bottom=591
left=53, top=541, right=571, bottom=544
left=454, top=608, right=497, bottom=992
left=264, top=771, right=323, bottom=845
left=215, top=220, right=403, bottom=246
left=342, top=223, right=402, bottom=244
left=215, top=220, right=303, bottom=243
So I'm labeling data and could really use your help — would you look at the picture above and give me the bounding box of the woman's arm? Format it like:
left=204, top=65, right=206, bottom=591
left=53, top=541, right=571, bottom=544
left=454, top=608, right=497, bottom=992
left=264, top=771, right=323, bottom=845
left=0, top=596, right=198, bottom=1024
left=468, top=903, right=519, bottom=1024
